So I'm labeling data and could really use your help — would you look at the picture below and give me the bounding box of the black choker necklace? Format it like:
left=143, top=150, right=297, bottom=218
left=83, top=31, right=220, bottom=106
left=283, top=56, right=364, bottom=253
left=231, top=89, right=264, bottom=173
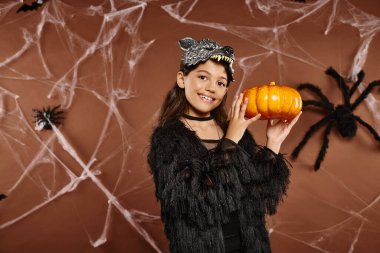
left=182, top=113, right=214, bottom=121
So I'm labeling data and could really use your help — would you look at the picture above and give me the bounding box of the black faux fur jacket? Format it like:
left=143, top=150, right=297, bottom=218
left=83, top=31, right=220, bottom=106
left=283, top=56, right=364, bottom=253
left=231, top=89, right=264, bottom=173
left=147, top=119, right=290, bottom=253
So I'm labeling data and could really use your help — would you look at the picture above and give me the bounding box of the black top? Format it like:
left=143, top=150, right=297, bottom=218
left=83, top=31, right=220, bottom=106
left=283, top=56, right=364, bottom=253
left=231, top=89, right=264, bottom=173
left=200, top=138, right=242, bottom=253
left=222, top=211, right=241, bottom=253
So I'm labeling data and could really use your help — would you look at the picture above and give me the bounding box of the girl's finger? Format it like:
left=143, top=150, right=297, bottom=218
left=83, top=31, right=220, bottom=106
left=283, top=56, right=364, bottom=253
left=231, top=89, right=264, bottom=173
left=239, top=97, right=248, bottom=118
left=266, top=119, right=274, bottom=128
left=227, top=107, right=232, bottom=120
left=247, top=113, right=261, bottom=124
left=288, top=111, right=302, bottom=128
left=230, top=94, right=238, bottom=119
left=234, top=93, right=244, bottom=118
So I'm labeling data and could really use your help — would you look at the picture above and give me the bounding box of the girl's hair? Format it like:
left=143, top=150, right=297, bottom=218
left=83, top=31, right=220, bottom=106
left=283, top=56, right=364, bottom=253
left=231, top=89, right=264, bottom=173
left=157, top=59, right=233, bottom=127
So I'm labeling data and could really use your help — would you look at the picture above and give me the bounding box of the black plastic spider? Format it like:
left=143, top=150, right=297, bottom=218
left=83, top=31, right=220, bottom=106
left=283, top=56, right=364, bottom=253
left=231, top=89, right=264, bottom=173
left=291, top=67, right=380, bottom=170
left=32, top=105, right=65, bottom=131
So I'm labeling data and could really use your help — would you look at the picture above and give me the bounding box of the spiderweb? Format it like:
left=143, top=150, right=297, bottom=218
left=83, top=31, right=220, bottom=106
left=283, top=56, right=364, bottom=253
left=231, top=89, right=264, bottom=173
left=0, top=0, right=379, bottom=252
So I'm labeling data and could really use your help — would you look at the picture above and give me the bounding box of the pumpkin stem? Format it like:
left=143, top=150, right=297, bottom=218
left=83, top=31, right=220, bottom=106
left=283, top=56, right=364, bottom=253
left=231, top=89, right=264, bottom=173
left=269, top=81, right=276, bottom=86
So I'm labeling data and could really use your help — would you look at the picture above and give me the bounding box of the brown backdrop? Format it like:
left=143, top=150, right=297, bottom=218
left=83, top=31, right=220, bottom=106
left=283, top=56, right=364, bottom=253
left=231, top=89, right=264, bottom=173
left=0, top=0, right=380, bottom=252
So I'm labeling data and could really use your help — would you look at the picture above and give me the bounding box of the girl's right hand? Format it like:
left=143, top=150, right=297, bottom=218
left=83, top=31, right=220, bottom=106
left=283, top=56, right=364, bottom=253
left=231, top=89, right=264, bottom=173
left=225, top=93, right=261, bottom=144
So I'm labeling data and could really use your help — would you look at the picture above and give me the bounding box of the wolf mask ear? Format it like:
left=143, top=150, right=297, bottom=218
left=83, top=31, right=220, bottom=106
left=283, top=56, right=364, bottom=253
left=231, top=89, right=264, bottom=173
left=178, top=37, right=196, bottom=50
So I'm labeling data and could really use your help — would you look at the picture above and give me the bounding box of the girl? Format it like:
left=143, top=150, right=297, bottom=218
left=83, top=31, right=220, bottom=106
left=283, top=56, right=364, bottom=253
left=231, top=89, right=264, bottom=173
left=148, top=37, right=301, bottom=253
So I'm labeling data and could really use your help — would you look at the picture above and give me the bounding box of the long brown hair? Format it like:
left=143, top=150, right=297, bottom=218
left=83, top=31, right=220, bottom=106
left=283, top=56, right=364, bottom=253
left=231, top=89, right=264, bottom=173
left=157, top=59, right=233, bottom=127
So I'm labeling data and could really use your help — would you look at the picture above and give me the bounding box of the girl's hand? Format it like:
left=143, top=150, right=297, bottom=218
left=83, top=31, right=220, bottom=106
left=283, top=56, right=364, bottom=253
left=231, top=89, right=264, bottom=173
left=225, top=93, right=261, bottom=144
left=266, top=112, right=302, bottom=154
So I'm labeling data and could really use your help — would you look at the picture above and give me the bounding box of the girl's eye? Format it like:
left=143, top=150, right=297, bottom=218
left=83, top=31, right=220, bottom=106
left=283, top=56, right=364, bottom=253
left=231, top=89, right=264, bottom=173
left=217, top=81, right=227, bottom=87
left=198, top=75, right=207, bottom=80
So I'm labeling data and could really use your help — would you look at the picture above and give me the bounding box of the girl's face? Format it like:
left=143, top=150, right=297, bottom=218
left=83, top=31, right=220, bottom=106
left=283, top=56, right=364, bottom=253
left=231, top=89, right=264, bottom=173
left=177, top=60, right=229, bottom=117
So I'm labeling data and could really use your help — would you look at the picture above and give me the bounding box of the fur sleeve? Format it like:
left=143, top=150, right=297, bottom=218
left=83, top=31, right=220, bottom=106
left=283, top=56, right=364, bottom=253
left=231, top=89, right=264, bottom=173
left=212, top=130, right=291, bottom=216
left=241, top=130, right=290, bottom=215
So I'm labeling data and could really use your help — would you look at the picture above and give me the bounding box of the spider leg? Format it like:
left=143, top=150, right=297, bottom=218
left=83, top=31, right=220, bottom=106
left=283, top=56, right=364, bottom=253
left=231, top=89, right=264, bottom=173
left=32, top=109, right=42, bottom=115
left=314, top=121, right=334, bottom=170
left=50, top=116, right=65, bottom=121
left=50, top=111, right=64, bottom=119
left=32, top=111, right=42, bottom=118
left=354, top=115, right=380, bottom=142
left=51, top=104, right=62, bottom=113
left=50, top=119, right=64, bottom=125
left=298, top=83, right=334, bottom=111
left=351, top=80, right=380, bottom=111
left=52, top=111, right=64, bottom=116
left=326, top=67, right=350, bottom=105
left=291, top=114, right=334, bottom=159
left=349, top=70, right=365, bottom=98
left=303, top=100, right=332, bottom=111
left=32, top=110, right=43, bottom=123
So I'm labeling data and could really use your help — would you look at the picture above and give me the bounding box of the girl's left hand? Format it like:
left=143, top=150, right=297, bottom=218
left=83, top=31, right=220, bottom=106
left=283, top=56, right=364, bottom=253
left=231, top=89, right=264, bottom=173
left=266, top=112, right=302, bottom=153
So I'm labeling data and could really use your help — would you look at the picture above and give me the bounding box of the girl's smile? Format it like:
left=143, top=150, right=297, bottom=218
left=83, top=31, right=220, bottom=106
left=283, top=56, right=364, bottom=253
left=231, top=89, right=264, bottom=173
left=199, top=94, right=215, bottom=103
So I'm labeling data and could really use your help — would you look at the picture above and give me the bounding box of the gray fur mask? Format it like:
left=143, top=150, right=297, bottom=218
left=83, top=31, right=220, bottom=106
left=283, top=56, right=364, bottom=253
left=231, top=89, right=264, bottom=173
left=178, top=37, right=235, bottom=81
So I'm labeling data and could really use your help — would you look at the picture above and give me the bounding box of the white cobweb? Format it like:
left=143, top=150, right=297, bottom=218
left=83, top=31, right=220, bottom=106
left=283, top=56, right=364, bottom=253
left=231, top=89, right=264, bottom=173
left=0, top=0, right=379, bottom=252
left=1, top=0, right=161, bottom=252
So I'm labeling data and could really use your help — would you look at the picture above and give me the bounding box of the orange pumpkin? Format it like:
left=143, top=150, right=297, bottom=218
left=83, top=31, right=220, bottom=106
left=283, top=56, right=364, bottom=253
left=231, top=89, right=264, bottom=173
left=243, top=81, right=302, bottom=120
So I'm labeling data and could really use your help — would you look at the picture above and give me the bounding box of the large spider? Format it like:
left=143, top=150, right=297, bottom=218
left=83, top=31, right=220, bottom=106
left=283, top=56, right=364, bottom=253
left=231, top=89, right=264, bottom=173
left=291, top=67, right=380, bottom=170
left=32, top=105, right=65, bottom=131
